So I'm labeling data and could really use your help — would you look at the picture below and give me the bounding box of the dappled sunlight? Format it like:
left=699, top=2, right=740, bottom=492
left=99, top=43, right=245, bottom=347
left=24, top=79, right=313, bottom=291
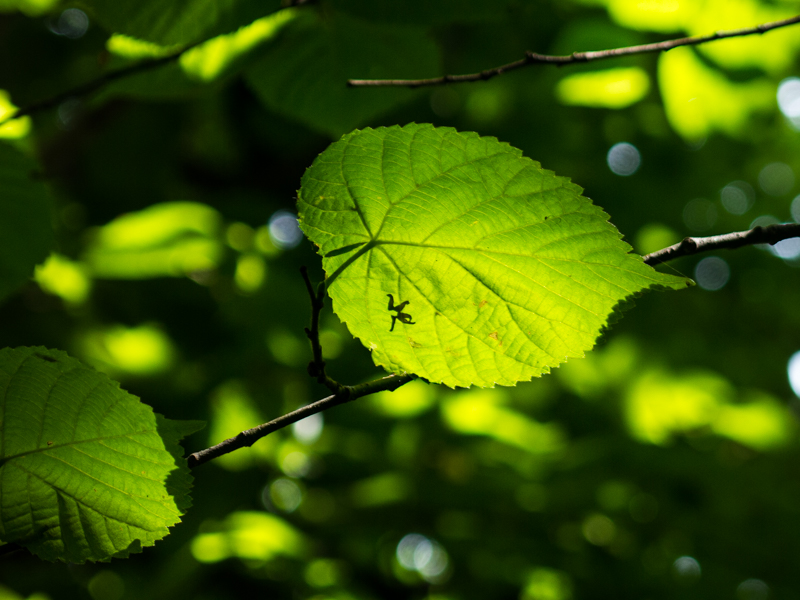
left=89, top=202, right=219, bottom=250
left=626, top=369, right=795, bottom=449
left=234, top=254, right=267, bottom=293
left=712, top=394, right=793, bottom=451
left=521, top=567, right=572, bottom=600
left=350, top=472, right=412, bottom=508
left=441, top=390, right=565, bottom=455
left=191, top=511, right=307, bottom=564
left=659, top=47, right=773, bottom=141
left=180, top=10, right=298, bottom=82
left=603, top=0, right=687, bottom=32
left=208, top=380, right=275, bottom=470
left=368, top=379, right=436, bottom=418
left=106, top=34, right=180, bottom=59
left=80, top=323, right=175, bottom=376
left=34, top=253, right=91, bottom=305
left=84, top=202, right=222, bottom=279
left=557, top=336, right=639, bottom=398
left=556, top=67, right=650, bottom=109
left=0, top=90, right=30, bottom=139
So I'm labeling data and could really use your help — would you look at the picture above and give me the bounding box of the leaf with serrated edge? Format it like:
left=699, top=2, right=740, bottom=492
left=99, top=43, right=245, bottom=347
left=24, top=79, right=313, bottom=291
left=0, top=347, right=203, bottom=562
left=298, top=124, right=691, bottom=388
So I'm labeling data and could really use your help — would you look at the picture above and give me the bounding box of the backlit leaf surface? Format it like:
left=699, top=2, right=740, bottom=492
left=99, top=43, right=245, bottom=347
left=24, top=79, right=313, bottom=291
left=298, top=124, right=691, bottom=388
left=0, top=347, right=203, bottom=562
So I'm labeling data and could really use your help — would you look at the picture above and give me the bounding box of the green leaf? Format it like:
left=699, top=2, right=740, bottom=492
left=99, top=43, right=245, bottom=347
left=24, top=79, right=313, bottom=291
left=74, top=0, right=281, bottom=45
left=0, top=144, right=54, bottom=304
left=99, top=9, right=298, bottom=101
left=298, top=124, right=692, bottom=388
left=244, top=12, right=440, bottom=138
left=0, top=347, right=204, bottom=562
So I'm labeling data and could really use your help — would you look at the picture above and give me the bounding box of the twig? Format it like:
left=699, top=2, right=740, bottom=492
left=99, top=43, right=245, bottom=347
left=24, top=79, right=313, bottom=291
left=186, top=267, right=416, bottom=468
left=348, top=14, right=800, bottom=87
left=0, top=41, right=203, bottom=128
left=300, top=266, right=340, bottom=392
left=643, top=223, right=800, bottom=266
left=187, top=373, right=414, bottom=468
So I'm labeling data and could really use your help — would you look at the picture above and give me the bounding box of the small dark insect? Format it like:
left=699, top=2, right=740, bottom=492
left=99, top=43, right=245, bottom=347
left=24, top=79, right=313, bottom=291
left=387, top=294, right=416, bottom=332
left=35, top=353, right=57, bottom=363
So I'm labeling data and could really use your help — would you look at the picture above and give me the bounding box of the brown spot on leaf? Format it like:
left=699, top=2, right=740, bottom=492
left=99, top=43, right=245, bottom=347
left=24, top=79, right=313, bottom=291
left=408, top=338, right=422, bottom=349
left=478, top=300, right=488, bottom=309
left=489, top=331, right=502, bottom=345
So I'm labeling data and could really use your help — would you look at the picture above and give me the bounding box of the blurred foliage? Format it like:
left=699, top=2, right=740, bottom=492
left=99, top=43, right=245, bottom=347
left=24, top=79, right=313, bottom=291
left=1, top=0, right=800, bottom=596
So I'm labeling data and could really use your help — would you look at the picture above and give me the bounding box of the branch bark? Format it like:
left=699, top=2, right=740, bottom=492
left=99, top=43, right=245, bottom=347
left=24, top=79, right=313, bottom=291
left=348, top=14, right=800, bottom=87
left=186, top=373, right=414, bottom=468
left=643, top=223, right=800, bottom=266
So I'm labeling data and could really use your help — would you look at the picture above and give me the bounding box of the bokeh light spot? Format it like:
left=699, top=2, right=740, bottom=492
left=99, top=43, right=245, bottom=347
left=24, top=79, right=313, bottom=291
left=48, top=8, right=89, bottom=39
left=788, top=351, right=800, bottom=398
left=270, top=478, right=303, bottom=512
left=737, top=578, right=769, bottom=600
left=607, top=142, right=641, bottom=176
left=778, top=77, right=800, bottom=128
left=87, top=570, right=124, bottom=600
left=694, top=257, right=730, bottom=291
left=683, top=198, right=718, bottom=232
left=720, top=181, right=755, bottom=215
left=672, top=556, right=701, bottom=580
left=581, top=514, right=616, bottom=546
left=758, top=162, right=795, bottom=197
left=234, top=254, right=266, bottom=293
left=395, top=533, right=449, bottom=583
left=771, top=237, right=800, bottom=261
left=293, top=413, right=323, bottom=445
left=268, top=211, right=303, bottom=249
left=521, top=568, right=572, bottom=600
left=791, top=195, right=800, bottom=223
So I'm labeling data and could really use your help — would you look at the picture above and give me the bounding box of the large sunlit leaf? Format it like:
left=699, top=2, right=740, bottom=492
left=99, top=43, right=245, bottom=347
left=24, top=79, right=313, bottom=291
left=244, top=12, right=440, bottom=138
left=0, top=347, right=203, bottom=562
left=0, top=144, right=54, bottom=304
left=74, top=0, right=280, bottom=45
left=298, top=124, right=691, bottom=388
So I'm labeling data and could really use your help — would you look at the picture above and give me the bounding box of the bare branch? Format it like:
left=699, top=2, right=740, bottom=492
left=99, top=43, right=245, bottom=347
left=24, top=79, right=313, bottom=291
left=0, top=41, right=205, bottom=128
left=643, top=223, right=800, bottom=266
left=301, top=266, right=340, bottom=393
left=186, top=372, right=414, bottom=468
left=348, top=14, right=800, bottom=88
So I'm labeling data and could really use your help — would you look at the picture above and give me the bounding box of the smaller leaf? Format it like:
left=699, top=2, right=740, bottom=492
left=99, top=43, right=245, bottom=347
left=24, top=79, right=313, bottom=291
left=0, top=347, right=203, bottom=562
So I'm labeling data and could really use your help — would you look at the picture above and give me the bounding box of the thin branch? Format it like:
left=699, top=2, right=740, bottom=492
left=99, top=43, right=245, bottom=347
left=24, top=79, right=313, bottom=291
left=187, top=373, right=414, bottom=468
left=0, top=41, right=204, bottom=128
left=186, top=267, right=416, bottom=468
left=348, top=14, right=800, bottom=87
left=301, top=266, right=341, bottom=392
left=643, top=223, right=800, bottom=266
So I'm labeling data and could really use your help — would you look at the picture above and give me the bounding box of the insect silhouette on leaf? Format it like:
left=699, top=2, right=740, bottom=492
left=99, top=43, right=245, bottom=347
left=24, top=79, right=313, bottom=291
left=387, top=294, right=416, bottom=332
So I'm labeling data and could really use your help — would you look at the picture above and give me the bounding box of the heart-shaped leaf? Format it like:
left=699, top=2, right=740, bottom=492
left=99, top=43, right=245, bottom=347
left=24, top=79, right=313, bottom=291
left=298, top=124, right=691, bottom=388
left=0, top=347, right=203, bottom=562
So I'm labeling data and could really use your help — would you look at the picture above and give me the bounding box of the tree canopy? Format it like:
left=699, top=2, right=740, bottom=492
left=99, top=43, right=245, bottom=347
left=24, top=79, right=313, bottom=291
left=1, top=1, right=800, bottom=599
